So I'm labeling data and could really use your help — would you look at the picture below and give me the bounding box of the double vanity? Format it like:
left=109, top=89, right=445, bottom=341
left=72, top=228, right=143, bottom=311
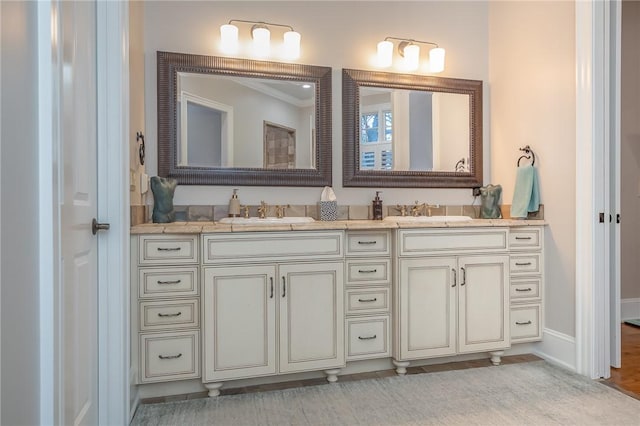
left=130, top=218, right=544, bottom=397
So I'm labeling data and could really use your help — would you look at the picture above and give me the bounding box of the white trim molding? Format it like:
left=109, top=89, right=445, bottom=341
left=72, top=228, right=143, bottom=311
left=621, top=298, right=640, bottom=321
left=96, top=1, right=130, bottom=424
left=534, top=328, right=577, bottom=372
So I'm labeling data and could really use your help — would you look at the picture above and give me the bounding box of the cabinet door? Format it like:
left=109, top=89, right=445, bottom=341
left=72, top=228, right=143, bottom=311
left=203, top=265, right=277, bottom=382
left=278, top=262, right=345, bottom=373
left=458, top=255, right=510, bottom=353
left=398, top=257, right=457, bottom=360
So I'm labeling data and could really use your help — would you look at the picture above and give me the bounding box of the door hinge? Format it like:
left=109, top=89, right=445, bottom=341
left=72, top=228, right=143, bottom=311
left=599, top=212, right=604, bottom=223
left=617, top=213, right=621, bottom=224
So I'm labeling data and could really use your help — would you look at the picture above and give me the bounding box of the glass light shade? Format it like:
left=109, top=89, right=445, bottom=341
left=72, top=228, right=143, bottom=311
left=220, top=24, right=239, bottom=54
left=403, top=44, right=420, bottom=71
left=252, top=26, right=271, bottom=57
left=283, top=31, right=301, bottom=59
left=429, top=47, right=446, bottom=73
left=377, top=40, right=393, bottom=68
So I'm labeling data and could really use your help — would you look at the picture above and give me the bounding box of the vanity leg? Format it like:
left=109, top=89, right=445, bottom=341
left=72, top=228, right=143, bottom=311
left=489, top=351, right=504, bottom=366
left=324, top=369, right=341, bottom=383
left=204, top=383, right=223, bottom=397
left=392, top=359, right=410, bottom=375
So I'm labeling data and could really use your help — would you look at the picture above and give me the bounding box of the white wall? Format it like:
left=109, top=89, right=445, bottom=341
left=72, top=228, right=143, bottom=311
left=1, top=1, right=41, bottom=424
left=143, top=1, right=489, bottom=206
left=621, top=0, right=640, bottom=300
left=130, top=1, right=146, bottom=206
left=489, top=1, right=576, bottom=336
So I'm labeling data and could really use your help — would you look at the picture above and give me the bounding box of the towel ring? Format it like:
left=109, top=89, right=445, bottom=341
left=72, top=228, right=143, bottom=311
left=517, top=145, right=535, bottom=167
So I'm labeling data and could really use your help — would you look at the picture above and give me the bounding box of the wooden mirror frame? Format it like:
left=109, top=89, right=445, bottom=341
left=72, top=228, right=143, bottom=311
left=157, top=51, right=332, bottom=186
left=342, top=68, right=483, bottom=188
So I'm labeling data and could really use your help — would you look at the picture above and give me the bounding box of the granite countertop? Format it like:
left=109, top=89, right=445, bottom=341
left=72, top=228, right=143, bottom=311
left=130, top=219, right=547, bottom=234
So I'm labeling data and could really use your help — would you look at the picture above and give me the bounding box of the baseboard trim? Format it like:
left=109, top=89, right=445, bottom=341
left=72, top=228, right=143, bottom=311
left=533, top=328, right=576, bottom=372
left=621, top=298, right=640, bottom=321
left=129, top=367, right=139, bottom=423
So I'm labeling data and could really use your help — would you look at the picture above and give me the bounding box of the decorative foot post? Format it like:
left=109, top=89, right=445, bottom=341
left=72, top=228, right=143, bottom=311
left=392, top=359, right=410, bottom=375
left=204, top=382, right=223, bottom=397
left=324, top=369, right=341, bottom=383
left=489, top=351, right=504, bottom=366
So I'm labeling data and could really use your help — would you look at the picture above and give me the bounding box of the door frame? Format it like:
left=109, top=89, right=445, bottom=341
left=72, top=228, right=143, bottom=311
left=37, top=1, right=130, bottom=424
left=575, top=0, right=621, bottom=379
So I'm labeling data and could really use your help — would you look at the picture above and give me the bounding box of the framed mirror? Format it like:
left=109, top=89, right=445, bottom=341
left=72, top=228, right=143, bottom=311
left=342, top=68, right=482, bottom=188
left=158, top=51, right=332, bottom=186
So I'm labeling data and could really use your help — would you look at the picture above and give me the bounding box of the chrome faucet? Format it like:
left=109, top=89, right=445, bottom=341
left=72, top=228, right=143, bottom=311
left=275, top=204, right=290, bottom=219
left=411, top=201, right=426, bottom=217
left=395, top=204, right=409, bottom=217
left=257, top=201, right=269, bottom=219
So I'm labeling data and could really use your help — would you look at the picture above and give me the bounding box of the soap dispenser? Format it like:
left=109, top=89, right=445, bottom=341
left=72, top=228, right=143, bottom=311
left=372, top=191, right=383, bottom=220
left=228, top=189, right=241, bottom=217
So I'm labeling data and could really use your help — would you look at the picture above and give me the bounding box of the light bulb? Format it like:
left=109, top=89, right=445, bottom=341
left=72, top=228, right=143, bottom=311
left=220, top=24, right=239, bottom=54
left=252, top=26, right=271, bottom=57
left=283, top=31, right=301, bottom=59
left=403, top=44, right=420, bottom=71
left=429, top=47, right=446, bottom=73
left=377, top=40, right=393, bottom=68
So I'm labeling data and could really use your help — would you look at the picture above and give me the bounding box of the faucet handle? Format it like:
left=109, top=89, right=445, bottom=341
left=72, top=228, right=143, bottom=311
left=258, top=201, right=269, bottom=218
left=240, top=205, right=250, bottom=219
left=275, top=204, right=290, bottom=219
left=395, top=204, right=408, bottom=217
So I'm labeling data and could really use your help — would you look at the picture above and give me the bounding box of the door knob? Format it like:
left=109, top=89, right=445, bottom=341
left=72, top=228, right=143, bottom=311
left=92, top=218, right=110, bottom=235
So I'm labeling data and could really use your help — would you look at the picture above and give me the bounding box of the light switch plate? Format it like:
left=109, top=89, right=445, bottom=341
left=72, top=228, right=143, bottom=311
left=140, top=173, right=149, bottom=194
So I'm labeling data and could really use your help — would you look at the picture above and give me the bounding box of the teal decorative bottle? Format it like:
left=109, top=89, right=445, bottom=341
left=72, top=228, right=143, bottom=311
left=150, top=176, right=177, bottom=223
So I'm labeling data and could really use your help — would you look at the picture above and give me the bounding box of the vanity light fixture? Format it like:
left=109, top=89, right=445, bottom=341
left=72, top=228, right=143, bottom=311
left=377, top=37, right=446, bottom=73
left=219, top=20, right=301, bottom=60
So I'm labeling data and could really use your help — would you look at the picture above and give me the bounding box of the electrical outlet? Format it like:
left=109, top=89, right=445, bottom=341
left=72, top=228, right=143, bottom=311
left=472, top=187, right=481, bottom=197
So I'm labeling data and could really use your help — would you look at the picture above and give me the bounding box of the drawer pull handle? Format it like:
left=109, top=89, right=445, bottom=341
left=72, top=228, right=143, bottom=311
left=157, top=279, right=181, bottom=285
left=270, top=277, right=274, bottom=299
left=157, top=247, right=182, bottom=251
left=158, top=353, right=182, bottom=360
left=460, top=267, right=466, bottom=286
left=515, top=321, right=532, bottom=325
left=515, top=288, right=533, bottom=292
left=452, top=268, right=457, bottom=287
left=515, top=262, right=532, bottom=266
left=358, top=269, right=378, bottom=274
left=357, top=241, right=377, bottom=245
left=358, top=297, right=378, bottom=303
left=515, top=236, right=532, bottom=240
left=157, top=312, right=182, bottom=318
left=282, top=276, right=286, bottom=298
left=358, top=335, right=377, bottom=340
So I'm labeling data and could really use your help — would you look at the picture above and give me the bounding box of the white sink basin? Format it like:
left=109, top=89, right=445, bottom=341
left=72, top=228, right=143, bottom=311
left=219, top=217, right=315, bottom=225
left=383, top=215, right=473, bottom=223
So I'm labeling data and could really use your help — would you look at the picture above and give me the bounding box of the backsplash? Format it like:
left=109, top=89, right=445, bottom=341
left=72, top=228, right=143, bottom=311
left=131, top=204, right=543, bottom=226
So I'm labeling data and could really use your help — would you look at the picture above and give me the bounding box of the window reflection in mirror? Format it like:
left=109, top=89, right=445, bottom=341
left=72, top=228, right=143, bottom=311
left=358, top=87, right=470, bottom=172
left=176, top=72, right=316, bottom=169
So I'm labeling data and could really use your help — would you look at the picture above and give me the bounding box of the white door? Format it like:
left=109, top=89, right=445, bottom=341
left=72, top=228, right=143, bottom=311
left=59, top=1, right=99, bottom=424
left=457, top=255, right=510, bottom=353
left=397, top=257, right=457, bottom=360
left=278, top=262, right=345, bottom=373
left=202, top=265, right=277, bottom=381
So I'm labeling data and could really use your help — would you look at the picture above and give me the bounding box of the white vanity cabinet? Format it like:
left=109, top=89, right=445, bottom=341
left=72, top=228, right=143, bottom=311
left=201, top=231, right=345, bottom=396
left=393, top=228, right=510, bottom=373
left=508, top=226, right=544, bottom=343
left=131, top=234, right=201, bottom=384
left=344, top=231, right=392, bottom=361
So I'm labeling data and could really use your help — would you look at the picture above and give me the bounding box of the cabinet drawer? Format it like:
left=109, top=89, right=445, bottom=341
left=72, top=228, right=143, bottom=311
left=346, top=288, right=390, bottom=315
left=203, top=231, right=343, bottom=264
left=138, top=267, right=199, bottom=298
left=345, top=231, right=390, bottom=256
left=509, top=228, right=542, bottom=251
left=510, top=277, right=541, bottom=301
left=399, top=228, right=508, bottom=256
left=139, top=235, right=199, bottom=265
left=140, top=331, right=200, bottom=383
left=346, top=316, right=390, bottom=360
left=510, top=305, right=542, bottom=343
left=510, top=253, right=542, bottom=275
left=140, top=299, right=199, bottom=331
left=346, top=259, right=391, bottom=286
